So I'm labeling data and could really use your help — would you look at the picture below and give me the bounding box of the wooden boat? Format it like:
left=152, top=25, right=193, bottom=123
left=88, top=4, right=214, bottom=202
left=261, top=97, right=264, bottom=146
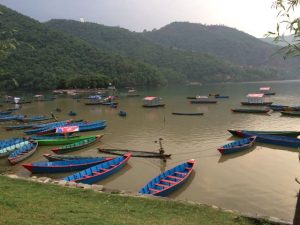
left=23, top=157, right=113, bottom=173
left=264, top=92, right=276, bottom=96
left=186, top=96, right=197, bottom=99
left=36, top=134, right=102, bottom=146
left=85, top=101, right=118, bottom=106
left=0, top=140, right=30, bottom=158
left=5, top=124, right=35, bottom=131
left=240, top=102, right=273, bottom=106
left=217, top=137, right=256, bottom=155
left=0, top=115, right=24, bottom=122
left=0, top=111, right=12, bottom=115
left=281, top=106, right=300, bottom=111
left=24, top=121, right=69, bottom=134
left=172, top=112, right=204, bottom=116
left=215, top=95, right=229, bottom=99
left=119, top=111, right=127, bottom=117
left=51, top=135, right=103, bottom=154
left=139, top=159, right=195, bottom=196
left=63, top=153, right=131, bottom=184
left=43, top=153, right=100, bottom=161
left=268, top=105, right=288, bottom=111
left=20, top=115, right=54, bottom=123
left=232, top=131, right=300, bottom=148
left=8, top=141, right=38, bottom=165
left=68, top=111, right=77, bottom=116
left=0, top=138, right=25, bottom=148
left=231, top=108, right=270, bottom=114
left=190, top=100, right=217, bottom=104
left=228, top=129, right=300, bottom=138
left=280, top=111, right=300, bottom=117
left=98, top=148, right=171, bottom=158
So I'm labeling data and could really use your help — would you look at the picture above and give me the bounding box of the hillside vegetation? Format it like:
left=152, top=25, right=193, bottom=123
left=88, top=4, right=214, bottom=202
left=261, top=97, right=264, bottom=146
left=0, top=5, right=180, bottom=90
left=46, top=19, right=294, bottom=83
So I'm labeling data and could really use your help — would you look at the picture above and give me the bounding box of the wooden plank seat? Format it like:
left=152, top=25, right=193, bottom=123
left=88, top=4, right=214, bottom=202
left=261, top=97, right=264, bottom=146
left=155, top=183, right=169, bottom=188
left=167, top=175, right=183, bottom=180
left=174, top=171, right=187, bottom=176
left=161, top=179, right=177, bottom=184
left=149, top=187, right=159, bottom=193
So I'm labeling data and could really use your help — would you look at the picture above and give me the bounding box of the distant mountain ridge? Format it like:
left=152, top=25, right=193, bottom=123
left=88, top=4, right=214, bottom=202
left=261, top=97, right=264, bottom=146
left=46, top=19, right=299, bottom=83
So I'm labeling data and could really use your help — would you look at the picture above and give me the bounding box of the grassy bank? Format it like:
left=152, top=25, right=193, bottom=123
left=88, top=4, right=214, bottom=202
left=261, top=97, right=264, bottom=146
left=0, top=176, right=280, bottom=225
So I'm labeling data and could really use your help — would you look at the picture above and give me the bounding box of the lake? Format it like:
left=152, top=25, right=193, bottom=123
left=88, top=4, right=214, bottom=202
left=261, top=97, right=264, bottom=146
left=1, top=80, right=300, bottom=222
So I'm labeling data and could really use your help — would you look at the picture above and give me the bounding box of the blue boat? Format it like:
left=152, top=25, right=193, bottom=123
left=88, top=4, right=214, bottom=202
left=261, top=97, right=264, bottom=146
left=63, top=153, right=131, bottom=184
left=68, top=111, right=77, bottom=116
left=139, top=159, right=195, bottom=196
left=20, top=115, right=54, bottom=123
left=234, top=131, right=300, bottom=148
left=0, top=115, right=24, bottom=122
left=119, top=111, right=127, bottom=117
left=0, top=140, right=30, bottom=158
left=0, top=138, right=25, bottom=148
left=0, top=111, right=12, bottom=115
left=215, top=96, right=229, bottom=99
left=22, top=157, right=113, bottom=173
left=8, top=141, right=38, bottom=165
left=218, top=137, right=256, bottom=154
left=24, top=121, right=69, bottom=135
left=78, top=121, right=107, bottom=132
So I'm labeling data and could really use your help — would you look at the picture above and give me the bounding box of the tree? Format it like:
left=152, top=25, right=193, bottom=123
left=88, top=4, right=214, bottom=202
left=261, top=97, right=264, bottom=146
left=268, top=0, right=300, bottom=57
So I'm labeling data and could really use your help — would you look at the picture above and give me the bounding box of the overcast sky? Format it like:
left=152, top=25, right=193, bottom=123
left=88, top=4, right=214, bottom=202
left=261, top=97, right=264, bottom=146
left=0, top=0, right=287, bottom=38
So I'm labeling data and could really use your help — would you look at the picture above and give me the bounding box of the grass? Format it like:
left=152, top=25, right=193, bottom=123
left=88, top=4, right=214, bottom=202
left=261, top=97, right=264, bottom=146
left=0, top=176, right=278, bottom=225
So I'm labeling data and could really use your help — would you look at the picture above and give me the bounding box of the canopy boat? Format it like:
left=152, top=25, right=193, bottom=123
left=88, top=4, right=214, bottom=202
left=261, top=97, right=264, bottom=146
left=23, top=157, right=113, bottom=173
left=36, top=134, right=102, bottom=146
left=172, top=112, right=204, bottom=116
left=98, top=148, right=171, bottom=158
left=0, top=140, right=30, bottom=158
left=232, top=131, right=300, bottom=148
left=0, top=111, right=12, bottom=116
left=43, top=153, right=101, bottom=161
left=241, top=93, right=272, bottom=106
left=190, top=96, right=217, bottom=104
left=260, top=87, right=276, bottom=96
left=228, top=129, right=300, bottom=138
left=8, top=141, right=38, bottom=165
left=127, top=89, right=140, bottom=97
left=142, top=96, right=165, bottom=107
left=51, top=135, right=104, bottom=154
left=280, top=111, right=300, bottom=117
left=217, top=137, right=256, bottom=155
left=139, top=159, right=195, bottom=197
left=231, top=108, right=270, bottom=114
left=63, top=153, right=131, bottom=184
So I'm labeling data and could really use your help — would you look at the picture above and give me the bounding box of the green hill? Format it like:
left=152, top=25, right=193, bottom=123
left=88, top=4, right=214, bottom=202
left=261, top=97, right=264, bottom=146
left=142, top=22, right=291, bottom=67
left=46, top=19, right=293, bottom=83
left=0, top=4, right=180, bottom=90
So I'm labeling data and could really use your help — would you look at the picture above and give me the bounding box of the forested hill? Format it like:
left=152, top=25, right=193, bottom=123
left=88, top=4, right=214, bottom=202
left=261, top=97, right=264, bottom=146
left=142, top=22, right=290, bottom=68
left=0, top=5, right=183, bottom=90
left=46, top=19, right=295, bottom=83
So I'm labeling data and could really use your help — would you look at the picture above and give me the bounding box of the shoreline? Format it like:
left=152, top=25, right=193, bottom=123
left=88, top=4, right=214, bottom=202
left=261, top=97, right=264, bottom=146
left=2, top=173, right=292, bottom=225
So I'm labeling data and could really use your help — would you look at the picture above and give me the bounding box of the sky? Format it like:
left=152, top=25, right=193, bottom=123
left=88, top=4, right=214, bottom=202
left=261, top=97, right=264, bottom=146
left=0, top=0, right=290, bottom=38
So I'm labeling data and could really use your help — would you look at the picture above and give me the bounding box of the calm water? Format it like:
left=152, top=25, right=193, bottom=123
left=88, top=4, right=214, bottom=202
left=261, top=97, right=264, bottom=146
left=1, top=81, right=300, bottom=222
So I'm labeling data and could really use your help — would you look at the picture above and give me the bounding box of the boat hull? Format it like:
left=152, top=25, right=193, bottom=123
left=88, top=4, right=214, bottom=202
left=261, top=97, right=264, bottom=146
left=218, top=137, right=256, bottom=155
left=172, top=112, right=203, bottom=116
left=240, top=102, right=273, bottom=106
left=37, top=135, right=101, bottom=146
left=228, top=129, right=300, bottom=138
left=98, top=148, right=171, bottom=158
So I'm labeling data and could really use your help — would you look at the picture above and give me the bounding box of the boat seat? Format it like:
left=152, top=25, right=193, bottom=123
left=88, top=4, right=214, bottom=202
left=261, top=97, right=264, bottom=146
left=155, top=183, right=169, bottom=188
left=99, top=168, right=108, bottom=172
left=92, top=172, right=102, bottom=175
left=185, top=167, right=191, bottom=170
left=161, top=179, right=177, bottom=184
left=167, top=175, right=183, bottom=180
left=149, top=188, right=159, bottom=193
left=174, top=171, right=187, bottom=176
left=84, top=175, right=92, bottom=178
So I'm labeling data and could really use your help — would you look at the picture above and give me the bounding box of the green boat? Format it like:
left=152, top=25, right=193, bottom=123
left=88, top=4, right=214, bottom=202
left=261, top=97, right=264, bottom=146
left=280, top=111, right=300, bottom=117
left=37, top=134, right=103, bottom=146
left=228, top=129, right=300, bottom=138
left=51, top=135, right=103, bottom=153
